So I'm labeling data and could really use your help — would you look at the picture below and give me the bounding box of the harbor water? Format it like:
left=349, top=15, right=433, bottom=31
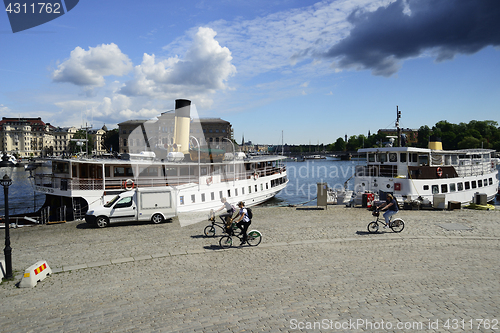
left=1, top=160, right=499, bottom=216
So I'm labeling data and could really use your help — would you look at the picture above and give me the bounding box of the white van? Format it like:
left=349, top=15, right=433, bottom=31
left=85, top=187, right=177, bottom=228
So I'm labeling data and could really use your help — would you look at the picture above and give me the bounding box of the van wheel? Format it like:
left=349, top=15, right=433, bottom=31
left=96, top=216, right=109, bottom=228
left=151, top=213, right=164, bottom=224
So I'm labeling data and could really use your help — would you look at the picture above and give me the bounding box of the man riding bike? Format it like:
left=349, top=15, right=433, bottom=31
left=376, top=193, right=399, bottom=228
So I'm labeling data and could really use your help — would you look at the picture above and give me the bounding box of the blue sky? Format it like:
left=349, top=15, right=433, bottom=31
left=1, top=0, right=499, bottom=145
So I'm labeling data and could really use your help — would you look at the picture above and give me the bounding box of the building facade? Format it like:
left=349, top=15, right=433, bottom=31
left=0, top=117, right=55, bottom=157
left=118, top=116, right=233, bottom=154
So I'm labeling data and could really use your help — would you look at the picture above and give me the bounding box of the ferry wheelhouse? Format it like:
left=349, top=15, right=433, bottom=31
left=354, top=144, right=498, bottom=205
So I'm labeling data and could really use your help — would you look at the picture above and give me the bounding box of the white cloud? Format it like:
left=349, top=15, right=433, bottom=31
left=0, top=104, right=10, bottom=113
left=52, top=43, right=132, bottom=87
left=205, top=0, right=393, bottom=77
left=120, top=27, right=236, bottom=107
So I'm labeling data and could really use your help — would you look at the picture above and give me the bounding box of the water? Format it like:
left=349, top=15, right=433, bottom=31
left=271, top=159, right=361, bottom=206
left=1, top=160, right=499, bottom=215
left=0, top=167, right=46, bottom=216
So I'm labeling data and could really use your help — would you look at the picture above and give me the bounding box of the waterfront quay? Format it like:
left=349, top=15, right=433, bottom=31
left=1, top=206, right=499, bottom=332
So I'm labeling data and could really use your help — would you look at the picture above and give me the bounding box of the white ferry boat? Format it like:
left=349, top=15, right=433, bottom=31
left=32, top=100, right=288, bottom=221
left=354, top=139, right=498, bottom=206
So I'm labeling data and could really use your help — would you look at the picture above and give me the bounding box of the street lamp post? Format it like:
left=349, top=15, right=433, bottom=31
left=0, top=153, right=15, bottom=280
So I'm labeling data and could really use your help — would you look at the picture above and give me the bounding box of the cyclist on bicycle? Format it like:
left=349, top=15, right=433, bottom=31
left=376, top=193, right=399, bottom=228
left=235, top=201, right=251, bottom=245
left=216, top=197, right=234, bottom=229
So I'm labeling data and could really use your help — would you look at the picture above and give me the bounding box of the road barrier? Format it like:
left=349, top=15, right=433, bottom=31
left=0, top=259, right=5, bottom=280
left=19, top=260, right=52, bottom=288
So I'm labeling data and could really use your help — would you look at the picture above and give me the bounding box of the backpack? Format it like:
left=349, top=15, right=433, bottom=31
left=246, top=207, right=253, bottom=219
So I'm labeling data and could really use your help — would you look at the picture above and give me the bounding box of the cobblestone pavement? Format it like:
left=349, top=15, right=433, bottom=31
left=1, top=206, right=499, bottom=332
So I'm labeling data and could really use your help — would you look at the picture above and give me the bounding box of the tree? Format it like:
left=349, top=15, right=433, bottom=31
left=334, top=137, right=345, bottom=151
left=104, top=128, right=119, bottom=153
left=417, top=125, right=431, bottom=148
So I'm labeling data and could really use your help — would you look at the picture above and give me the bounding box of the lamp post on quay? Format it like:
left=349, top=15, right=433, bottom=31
left=0, top=152, right=15, bottom=280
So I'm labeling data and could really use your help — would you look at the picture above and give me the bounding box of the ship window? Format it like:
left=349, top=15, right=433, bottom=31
left=441, top=184, right=448, bottom=193
left=114, top=166, right=133, bottom=177
left=484, top=179, right=488, bottom=186
left=105, top=166, right=110, bottom=177
left=227, top=190, right=231, bottom=197
left=242, top=187, right=245, bottom=195
left=368, top=154, right=375, bottom=162
left=255, top=185, right=258, bottom=192
left=450, top=183, right=456, bottom=192
left=464, top=182, right=470, bottom=190
left=377, top=153, right=387, bottom=163
left=260, top=184, right=264, bottom=191
left=423, top=185, right=429, bottom=191
left=478, top=180, right=482, bottom=187
left=457, top=183, right=464, bottom=191
left=432, top=185, right=439, bottom=194
left=139, top=167, right=158, bottom=177
left=400, top=153, right=406, bottom=163
left=266, top=183, right=269, bottom=190
left=235, top=188, right=238, bottom=196
left=191, top=195, right=195, bottom=203
left=200, top=167, right=208, bottom=176
left=389, top=153, right=397, bottom=162
left=164, top=167, right=177, bottom=177
left=211, top=192, right=215, bottom=200
left=201, top=193, right=205, bottom=202
left=248, top=186, right=252, bottom=193
left=219, top=191, right=223, bottom=199
left=411, top=153, right=418, bottom=163
left=418, top=155, right=429, bottom=166
left=489, top=178, right=493, bottom=185
left=471, top=181, right=477, bottom=189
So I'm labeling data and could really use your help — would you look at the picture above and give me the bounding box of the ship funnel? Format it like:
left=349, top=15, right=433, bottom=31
left=428, top=135, right=442, bottom=150
left=173, top=99, right=191, bottom=154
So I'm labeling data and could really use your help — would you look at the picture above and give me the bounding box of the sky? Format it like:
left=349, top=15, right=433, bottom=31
left=1, top=0, right=500, bottom=146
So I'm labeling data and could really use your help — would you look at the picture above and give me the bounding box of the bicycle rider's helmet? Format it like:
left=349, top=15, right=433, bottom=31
left=372, top=210, right=380, bottom=217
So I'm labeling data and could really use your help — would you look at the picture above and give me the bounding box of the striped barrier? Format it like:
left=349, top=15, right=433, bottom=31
left=19, top=260, right=52, bottom=288
left=0, top=259, right=4, bottom=280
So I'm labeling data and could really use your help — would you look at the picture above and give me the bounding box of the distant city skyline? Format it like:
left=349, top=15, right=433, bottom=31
left=1, top=0, right=499, bottom=145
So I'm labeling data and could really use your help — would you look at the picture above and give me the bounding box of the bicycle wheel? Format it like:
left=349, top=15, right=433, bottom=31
left=367, top=221, right=379, bottom=233
left=390, top=218, right=405, bottom=233
left=219, top=235, right=233, bottom=249
left=246, top=230, right=262, bottom=246
left=204, top=225, right=216, bottom=237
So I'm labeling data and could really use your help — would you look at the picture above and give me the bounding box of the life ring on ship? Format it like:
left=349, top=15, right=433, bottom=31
left=436, top=167, right=443, bottom=177
left=206, top=176, right=213, bottom=185
left=123, top=179, right=135, bottom=190
left=253, top=172, right=259, bottom=180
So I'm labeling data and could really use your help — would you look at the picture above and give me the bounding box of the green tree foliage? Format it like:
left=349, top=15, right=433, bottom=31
left=104, top=128, right=119, bottom=153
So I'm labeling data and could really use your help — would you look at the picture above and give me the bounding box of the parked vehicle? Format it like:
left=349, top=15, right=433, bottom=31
left=85, top=187, right=177, bottom=228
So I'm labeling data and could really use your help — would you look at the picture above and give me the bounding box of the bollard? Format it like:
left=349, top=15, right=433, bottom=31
left=19, top=260, right=52, bottom=288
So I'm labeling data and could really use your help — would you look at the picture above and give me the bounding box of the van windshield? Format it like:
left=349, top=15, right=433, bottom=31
left=104, top=195, right=121, bottom=208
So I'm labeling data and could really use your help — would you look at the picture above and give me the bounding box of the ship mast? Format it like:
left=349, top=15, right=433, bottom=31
left=396, top=106, right=401, bottom=147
